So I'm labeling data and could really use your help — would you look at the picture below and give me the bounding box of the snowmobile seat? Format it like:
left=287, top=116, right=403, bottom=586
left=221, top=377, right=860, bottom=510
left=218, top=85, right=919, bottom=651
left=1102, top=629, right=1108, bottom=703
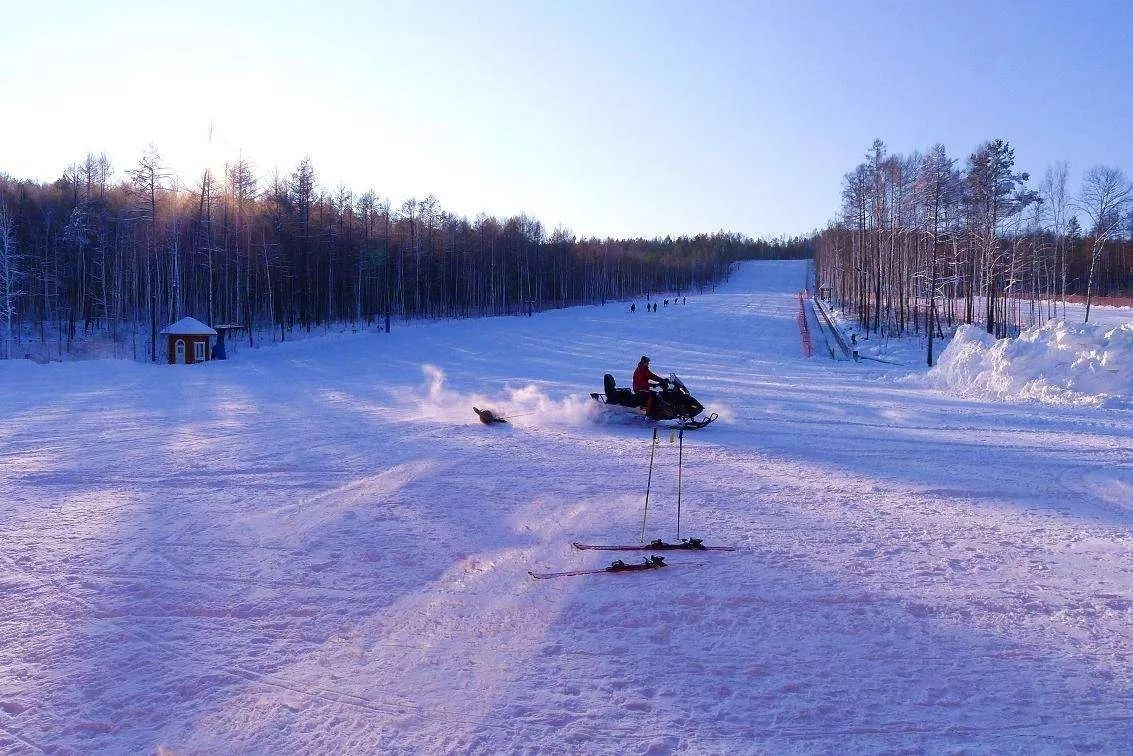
left=603, top=373, right=637, bottom=406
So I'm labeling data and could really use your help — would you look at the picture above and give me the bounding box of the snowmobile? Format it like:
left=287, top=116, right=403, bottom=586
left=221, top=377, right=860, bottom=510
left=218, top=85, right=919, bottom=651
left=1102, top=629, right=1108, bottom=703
left=590, top=373, right=718, bottom=430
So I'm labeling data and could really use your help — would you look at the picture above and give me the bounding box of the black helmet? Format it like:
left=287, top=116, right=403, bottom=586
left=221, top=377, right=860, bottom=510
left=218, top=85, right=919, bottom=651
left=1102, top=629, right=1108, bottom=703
left=640, top=355, right=650, bottom=363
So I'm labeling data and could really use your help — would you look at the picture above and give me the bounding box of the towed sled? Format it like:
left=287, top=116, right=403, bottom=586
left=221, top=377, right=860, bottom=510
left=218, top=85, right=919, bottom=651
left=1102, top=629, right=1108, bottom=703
left=590, top=372, right=718, bottom=430
left=473, top=407, right=508, bottom=425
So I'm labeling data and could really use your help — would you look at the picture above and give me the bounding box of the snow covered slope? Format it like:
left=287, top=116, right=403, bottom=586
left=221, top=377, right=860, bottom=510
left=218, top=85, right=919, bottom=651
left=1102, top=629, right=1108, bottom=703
left=1, top=260, right=1131, bottom=753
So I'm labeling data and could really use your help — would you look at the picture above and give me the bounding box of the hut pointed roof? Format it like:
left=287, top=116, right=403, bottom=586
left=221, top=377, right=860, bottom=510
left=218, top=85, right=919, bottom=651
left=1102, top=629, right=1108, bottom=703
left=160, top=317, right=217, bottom=336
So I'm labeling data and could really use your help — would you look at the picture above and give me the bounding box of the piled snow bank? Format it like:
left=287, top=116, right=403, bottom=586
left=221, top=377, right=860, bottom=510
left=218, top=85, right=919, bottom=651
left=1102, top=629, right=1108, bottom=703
left=926, top=320, right=1133, bottom=407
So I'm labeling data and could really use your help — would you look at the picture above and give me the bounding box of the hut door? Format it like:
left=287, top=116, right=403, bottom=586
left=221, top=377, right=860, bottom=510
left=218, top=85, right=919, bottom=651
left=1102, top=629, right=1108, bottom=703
left=175, top=339, right=186, bottom=364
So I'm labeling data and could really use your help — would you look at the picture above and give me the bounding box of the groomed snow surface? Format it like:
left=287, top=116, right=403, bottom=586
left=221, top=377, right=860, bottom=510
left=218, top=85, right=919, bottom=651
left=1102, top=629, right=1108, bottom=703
left=1, top=260, right=1131, bottom=753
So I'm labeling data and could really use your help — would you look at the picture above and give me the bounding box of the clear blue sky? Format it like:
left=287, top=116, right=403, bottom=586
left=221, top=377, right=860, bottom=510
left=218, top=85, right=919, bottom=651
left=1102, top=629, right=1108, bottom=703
left=2, top=0, right=1130, bottom=238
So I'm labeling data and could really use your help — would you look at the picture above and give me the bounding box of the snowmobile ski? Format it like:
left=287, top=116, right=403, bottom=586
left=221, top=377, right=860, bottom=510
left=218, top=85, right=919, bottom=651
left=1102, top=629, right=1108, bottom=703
left=473, top=407, right=508, bottom=424
left=572, top=538, right=736, bottom=552
left=668, top=413, right=718, bottom=431
left=528, top=555, right=703, bottom=580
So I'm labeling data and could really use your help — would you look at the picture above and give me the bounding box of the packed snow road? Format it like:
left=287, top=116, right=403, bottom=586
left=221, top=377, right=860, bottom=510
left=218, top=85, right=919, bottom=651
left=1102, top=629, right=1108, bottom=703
left=1, top=260, right=1131, bottom=753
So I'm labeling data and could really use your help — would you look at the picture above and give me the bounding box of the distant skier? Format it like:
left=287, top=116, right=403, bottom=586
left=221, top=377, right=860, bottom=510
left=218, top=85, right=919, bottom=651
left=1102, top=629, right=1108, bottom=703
left=632, top=355, right=667, bottom=416
left=630, top=303, right=636, bottom=313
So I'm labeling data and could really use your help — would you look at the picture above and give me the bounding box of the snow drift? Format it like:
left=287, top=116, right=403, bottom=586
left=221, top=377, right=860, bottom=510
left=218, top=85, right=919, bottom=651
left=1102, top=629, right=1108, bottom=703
left=927, top=320, right=1133, bottom=407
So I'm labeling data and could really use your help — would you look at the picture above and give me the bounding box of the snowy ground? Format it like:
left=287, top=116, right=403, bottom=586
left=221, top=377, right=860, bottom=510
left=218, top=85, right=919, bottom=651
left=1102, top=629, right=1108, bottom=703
left=1, top=260, right=1131, bottom=753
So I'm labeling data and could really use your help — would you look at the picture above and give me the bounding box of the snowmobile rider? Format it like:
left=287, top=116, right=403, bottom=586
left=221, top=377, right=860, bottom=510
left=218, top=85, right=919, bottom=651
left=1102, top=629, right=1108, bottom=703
left=632, top=355, right=668, bottom=416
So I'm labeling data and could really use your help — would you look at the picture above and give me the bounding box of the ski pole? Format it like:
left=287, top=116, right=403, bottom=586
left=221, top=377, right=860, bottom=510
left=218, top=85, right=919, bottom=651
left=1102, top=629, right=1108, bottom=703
left=676, top=428, right=683, bottom=540
left=640, top=427, right=658, bottom=543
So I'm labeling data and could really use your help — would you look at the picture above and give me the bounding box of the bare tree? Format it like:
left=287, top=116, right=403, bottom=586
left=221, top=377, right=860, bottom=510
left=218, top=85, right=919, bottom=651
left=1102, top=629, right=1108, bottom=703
left=1040, top=162, right=1070, bottom=316
left=289, top=156, right=317, bottom=328
left=226, top=154, right=258, bottom=342
left=127, top=144, right=171, bottom=361
left=917, top=144, right=962, bottom=365
left=60, top=205, right=91, bottom=347
left=1076, top=165, right=1132, bottom=322
left=0, top=203, right=22, bottom=359
left=79, top=152, right=112, bottom=202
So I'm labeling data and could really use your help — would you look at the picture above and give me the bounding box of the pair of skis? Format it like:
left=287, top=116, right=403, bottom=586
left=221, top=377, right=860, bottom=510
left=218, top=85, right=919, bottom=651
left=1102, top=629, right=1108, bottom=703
left=529, top=554, right=674, bottom=580
left=572, top=538, right=735, bottom=552
left=528, top=538, right=735, bottom=579
left=575, top=541, right=734, bottom=553
left=530, top=428, right=733, bottom=580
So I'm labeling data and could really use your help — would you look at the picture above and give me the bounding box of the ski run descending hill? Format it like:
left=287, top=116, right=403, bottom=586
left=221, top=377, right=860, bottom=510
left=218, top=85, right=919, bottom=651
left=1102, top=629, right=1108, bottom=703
left=1, top=260, right=1131, bottom=753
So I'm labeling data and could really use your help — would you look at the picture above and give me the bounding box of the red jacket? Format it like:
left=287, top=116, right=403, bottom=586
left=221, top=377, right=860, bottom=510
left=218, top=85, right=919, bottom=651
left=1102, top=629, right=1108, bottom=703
left=633, top=363, right=662, bottom=392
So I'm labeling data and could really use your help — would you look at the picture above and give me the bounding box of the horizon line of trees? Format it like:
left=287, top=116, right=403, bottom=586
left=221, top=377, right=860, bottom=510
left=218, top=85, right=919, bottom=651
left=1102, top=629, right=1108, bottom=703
left=813, top=138, right=1132, bottom=365
left=0, top=147, right=813, bottom=361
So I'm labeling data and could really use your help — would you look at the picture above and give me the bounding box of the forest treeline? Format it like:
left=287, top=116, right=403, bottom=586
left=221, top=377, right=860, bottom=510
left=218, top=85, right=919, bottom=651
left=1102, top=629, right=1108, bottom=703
left=0, top=147, right=812, bottom=360
left=813, top=139, right=1132, bottom=364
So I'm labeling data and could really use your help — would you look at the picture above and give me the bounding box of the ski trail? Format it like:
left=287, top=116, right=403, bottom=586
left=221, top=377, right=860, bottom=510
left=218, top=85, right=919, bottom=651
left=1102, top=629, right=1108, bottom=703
left=0, top=721, right=46, bottom=755
left=0, top=556, right=522, bottom=737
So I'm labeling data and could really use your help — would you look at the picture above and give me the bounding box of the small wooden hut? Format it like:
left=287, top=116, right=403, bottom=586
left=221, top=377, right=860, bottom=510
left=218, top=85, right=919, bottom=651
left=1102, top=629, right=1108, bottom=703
left=160, top=317, right=217, bottom=365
